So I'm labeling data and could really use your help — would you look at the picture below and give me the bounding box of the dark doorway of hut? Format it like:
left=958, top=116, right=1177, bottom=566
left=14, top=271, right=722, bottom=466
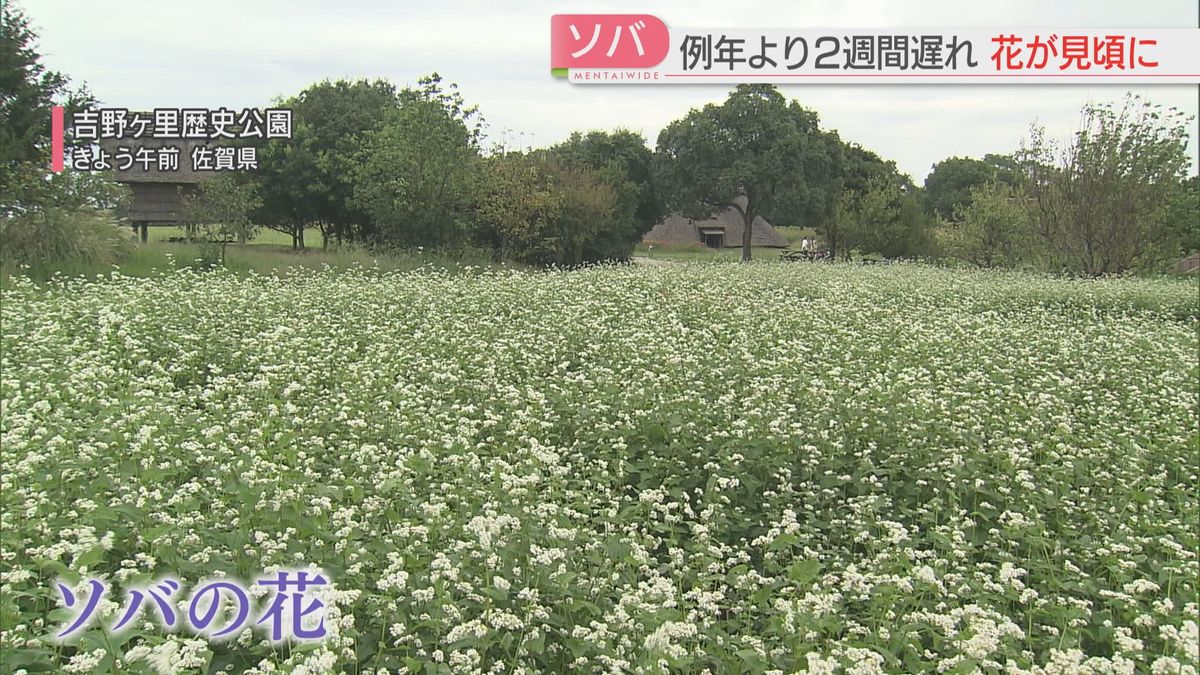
left=701, top=230, right=724, bottom=249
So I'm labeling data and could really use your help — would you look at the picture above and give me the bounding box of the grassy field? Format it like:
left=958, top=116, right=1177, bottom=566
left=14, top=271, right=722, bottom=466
left=8, top=225, right=792, bottom=286
left=2, top=238, right=505, bottom=287
left=1, top=263, right=1197, bottom=673
left=143, top=226, right=322, bottom=247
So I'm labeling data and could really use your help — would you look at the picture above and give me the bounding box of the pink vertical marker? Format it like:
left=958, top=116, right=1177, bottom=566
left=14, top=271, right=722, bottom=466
left=51, top=105, right=65, bottom=173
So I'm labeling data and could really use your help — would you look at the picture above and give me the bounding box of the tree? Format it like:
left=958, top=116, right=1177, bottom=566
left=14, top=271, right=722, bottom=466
left=252, top=78, right=400, bottom=249
left=982, top=153, right=1025, bottom=188
left=818, top=143, right=909, bottom=259
left=2, top=2, right=67, bottom=173
left=353, top=74, right=483, bottom=249
left=474, top=152, right=615, bottom=266
left=545, top=129, right=664, bottom=261
left=923, top=156, right=996, bottom=221
left=1021, top=95, right=1193, bottom=275
left=833, top=174, right=931, bottom=261
left=182, top=175, right=261, bottom=242
left=655, top=85, right=841, bottom=261
left=178, top=172, right=261, bottom=265
left=0, top=2, right=132, bottom=271
left=939, top=180, right=1032, bottom=268
left=1, top=1, right=106, bottom=214
left=1161, top=174, right=1200, bottom=256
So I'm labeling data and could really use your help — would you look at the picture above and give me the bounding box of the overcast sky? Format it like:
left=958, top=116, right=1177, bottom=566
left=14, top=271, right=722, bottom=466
left=26, top=0, right=1200, bottom=182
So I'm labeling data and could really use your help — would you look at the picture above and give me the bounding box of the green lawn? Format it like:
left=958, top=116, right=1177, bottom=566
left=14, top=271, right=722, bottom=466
left=144, top=226, right=322, bottom=247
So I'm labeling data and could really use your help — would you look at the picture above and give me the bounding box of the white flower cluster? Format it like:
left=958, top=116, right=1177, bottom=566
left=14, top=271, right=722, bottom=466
left=1, top=264, right=1196, bottom=672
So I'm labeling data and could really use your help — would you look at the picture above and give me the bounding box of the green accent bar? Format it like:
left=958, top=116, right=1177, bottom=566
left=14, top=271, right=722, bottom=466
left=551, top=68, right=568, bottom=78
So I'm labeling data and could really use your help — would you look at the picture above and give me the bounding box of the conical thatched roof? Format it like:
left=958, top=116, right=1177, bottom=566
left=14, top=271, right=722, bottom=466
left=643, top=204, right=790, bottom=248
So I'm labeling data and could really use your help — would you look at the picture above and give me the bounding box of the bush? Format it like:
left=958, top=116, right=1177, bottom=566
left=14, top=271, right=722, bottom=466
left=0, top=207, right=133, bottom=269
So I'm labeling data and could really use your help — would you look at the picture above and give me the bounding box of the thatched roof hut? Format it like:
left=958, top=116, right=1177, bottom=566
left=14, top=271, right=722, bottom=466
left=642, top=204, right=790, bottom=249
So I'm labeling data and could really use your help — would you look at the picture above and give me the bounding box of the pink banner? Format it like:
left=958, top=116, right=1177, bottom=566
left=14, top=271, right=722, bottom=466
left=51, top=105, right=64, bottom=173
left=551, top=14, right=670, bottom=69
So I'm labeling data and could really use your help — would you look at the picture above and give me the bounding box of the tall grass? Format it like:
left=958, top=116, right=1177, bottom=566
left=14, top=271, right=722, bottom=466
left=0, top=208, right=132, bottom=269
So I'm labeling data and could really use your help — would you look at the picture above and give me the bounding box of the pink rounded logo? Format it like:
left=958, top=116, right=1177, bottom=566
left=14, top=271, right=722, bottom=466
left=551, top=14, right=670, bottom=69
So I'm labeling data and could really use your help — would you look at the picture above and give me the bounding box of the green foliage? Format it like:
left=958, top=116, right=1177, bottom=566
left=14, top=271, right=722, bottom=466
left=181, top=174, right=261, bottom=243
left=354, top=74, right=482, bottom=248
left=655, top=85, right=841, bottom=261
left=840, top=143, right=902, bottom=196
left=1158, top=174, right=1200, bottom=263
left=1, top=1, right=123, bottom=220
left=0, top=205, right=131, bottom=269
left=475, top=152, right=615, bottom=266
left=545, top=129, right=663, bottom=261
left=1, top=2, right=70, bottom=179
left=252, top=78, right=400, bottom=249
left=982, top=152, right=1025, bottom=188
left=938, top=181, right=1034, bottom=268
left=819, top=144, right=923, bottom=260
left=4, top=160, right=130, bottom=216
left=832, top=174, right=932, bottom=260
left=1021, top=95, right=1194, bottom=275
left=922, top=156, right=997, bottom=221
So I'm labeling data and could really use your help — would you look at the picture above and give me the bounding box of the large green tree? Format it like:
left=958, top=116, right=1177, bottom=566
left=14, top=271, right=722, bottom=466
left=818, top=143, right=908, bottom=259
left=352, top=74, right=483, bottom=249
left=1, top=1, right=110, bottom=214
left=938, top=180, right=1033, bottom=268
left=922, top=156, right=996, bottom=221
left=655, top=85, right=841, bottom=261
left=545, top=129, right=663, bottom=261
left=253, top=78, right=399, bottom=249
left=1021, top=95, right=1193, bottom=275
left=474, top=152, right=615, bottom=266
left=832, top=174, right=931, bottom=261
left=1, top=2, right=67, bottom=173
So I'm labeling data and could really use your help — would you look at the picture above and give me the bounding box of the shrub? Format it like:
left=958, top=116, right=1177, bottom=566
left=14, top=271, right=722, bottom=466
left=0, top=207, right=132, bottom=269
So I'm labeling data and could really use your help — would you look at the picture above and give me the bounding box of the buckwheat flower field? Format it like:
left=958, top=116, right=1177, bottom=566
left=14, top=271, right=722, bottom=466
left=1, top=263, right=1197, bottom=674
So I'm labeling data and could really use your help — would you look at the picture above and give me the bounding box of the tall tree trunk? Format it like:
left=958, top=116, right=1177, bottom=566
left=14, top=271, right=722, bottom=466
left=298, top=227, right=305, bottom=250
left=742, top=211, right=753, bottom=262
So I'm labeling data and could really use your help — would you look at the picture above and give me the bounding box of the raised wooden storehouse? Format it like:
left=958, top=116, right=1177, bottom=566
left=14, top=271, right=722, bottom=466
left=1177, top=252, right=1200, bottom=274
left=101, top=138, right=209, bottom=241
left=642, top=203, right=790, bottom=249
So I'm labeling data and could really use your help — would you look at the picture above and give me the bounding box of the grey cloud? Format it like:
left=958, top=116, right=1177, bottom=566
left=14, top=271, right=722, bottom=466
left=27, top=0, right=1199, bottom=182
